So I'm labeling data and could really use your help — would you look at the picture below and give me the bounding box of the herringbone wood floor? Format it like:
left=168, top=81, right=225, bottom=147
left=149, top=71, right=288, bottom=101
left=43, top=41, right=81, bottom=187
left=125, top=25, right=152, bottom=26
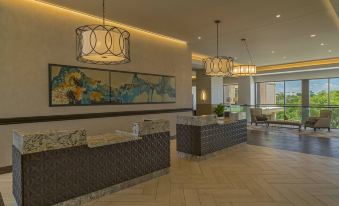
left=1, top=140, right=339, bottom=206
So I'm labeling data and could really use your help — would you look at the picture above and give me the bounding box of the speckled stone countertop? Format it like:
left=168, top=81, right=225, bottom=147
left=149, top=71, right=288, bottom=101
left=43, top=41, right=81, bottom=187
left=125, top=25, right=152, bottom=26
left=87, top=132, right=141, bottom=148
left=13, top=129, right=87, bottom=155
left=177, top=115, right=218, bottom=126
left=133, top=119, right=170, bottom=136
left=13, top=119, right=170, bottom=154
left=217, top=118, right=237, bottom=125
left=177, top=115, right=241, bottom=126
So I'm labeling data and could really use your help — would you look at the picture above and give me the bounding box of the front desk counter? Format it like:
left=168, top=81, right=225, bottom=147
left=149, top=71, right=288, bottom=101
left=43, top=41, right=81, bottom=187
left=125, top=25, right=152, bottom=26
left=12, top=120, right=170, bottom=206
left=176, top=115, right=247, bottom=156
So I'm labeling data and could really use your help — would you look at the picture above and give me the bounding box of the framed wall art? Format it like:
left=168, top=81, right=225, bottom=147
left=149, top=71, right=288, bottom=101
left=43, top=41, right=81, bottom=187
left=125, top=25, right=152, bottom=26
left=49, top=64, right=176, bottom=106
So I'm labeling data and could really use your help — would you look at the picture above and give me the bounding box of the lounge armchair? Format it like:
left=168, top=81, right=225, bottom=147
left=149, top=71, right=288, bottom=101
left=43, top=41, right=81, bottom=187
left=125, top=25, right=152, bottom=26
left=250, top=108, right=268, bottom=126
left=304, top=110, right=332, bottom=131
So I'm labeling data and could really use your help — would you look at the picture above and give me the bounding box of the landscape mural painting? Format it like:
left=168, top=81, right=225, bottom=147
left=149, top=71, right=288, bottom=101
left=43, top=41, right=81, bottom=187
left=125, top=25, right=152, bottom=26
left=110, top=72, right=176, bottom=104
left=49, top=65, right=111, bottom=106
left=49, top=64, right=176, bottom=106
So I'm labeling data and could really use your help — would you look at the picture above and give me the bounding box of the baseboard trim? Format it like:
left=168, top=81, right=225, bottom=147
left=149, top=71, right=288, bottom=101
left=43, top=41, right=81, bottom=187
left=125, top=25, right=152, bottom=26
left=0, top=166, right=12, bottom=174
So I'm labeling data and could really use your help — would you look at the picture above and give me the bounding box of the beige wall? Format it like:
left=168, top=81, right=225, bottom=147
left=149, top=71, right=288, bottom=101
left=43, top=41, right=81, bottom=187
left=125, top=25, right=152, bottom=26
left=224, top=76, right=255, bottom=105
left=0, top=0, right=192, bottom=167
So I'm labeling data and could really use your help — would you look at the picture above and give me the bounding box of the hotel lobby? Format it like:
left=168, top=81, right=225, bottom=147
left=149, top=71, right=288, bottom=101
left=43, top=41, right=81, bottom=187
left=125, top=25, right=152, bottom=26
left=2, top=0, right=339, bottom=205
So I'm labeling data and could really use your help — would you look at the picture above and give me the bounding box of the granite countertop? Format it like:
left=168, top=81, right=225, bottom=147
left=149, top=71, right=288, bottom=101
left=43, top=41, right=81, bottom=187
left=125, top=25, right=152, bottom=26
left=177, top=115, right=243, bottom=126
left=177, top=115, right=217, bottom=126
left=13, top=129, right=87, bottom=155
left=13, top=119, right=170, bottom=154
left=87, top=131, right=141, bottom=148
left=217, top=118, right=237, bottom=125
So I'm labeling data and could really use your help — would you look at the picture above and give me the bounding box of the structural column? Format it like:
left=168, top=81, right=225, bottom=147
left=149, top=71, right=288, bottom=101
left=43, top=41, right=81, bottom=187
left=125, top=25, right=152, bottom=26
left=302, top=79, right=310, bottom=123
left=196, top=70, right=224, bottom=116
left=237, top=76, right=255, bottom=106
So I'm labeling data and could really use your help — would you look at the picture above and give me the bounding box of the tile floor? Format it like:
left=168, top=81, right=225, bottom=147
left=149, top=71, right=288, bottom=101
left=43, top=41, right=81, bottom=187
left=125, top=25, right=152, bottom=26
left=1, top=138, right=339, bottom=205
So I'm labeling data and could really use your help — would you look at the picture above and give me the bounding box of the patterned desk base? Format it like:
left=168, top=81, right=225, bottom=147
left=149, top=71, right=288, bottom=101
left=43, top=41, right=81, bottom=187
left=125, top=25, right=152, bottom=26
left=176, top=120, right=247, bottom=156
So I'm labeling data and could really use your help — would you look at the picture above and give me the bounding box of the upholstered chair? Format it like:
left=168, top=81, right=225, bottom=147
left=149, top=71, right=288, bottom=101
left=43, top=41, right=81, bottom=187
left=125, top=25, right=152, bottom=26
left=304, top=110, right=332, bottom=131
left=250, top=108, right=268, bottom=125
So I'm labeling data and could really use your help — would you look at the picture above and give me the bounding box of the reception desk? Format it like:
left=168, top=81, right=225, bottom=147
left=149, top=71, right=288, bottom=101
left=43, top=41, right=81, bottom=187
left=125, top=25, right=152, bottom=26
left=12, top=120, right=170, bottom=206
left=176, top=115, right=247, bottom=156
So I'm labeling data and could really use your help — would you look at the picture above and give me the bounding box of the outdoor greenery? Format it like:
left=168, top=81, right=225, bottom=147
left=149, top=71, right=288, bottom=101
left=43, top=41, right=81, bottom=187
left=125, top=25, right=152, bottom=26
left=255, top=79, right=339, bottom=128
left=272, top=90, right=339, bottom=128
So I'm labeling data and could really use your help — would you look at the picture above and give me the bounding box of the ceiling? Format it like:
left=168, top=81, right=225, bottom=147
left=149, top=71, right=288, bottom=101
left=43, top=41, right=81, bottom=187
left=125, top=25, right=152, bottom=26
left=42, top=0, right=339, bottom=66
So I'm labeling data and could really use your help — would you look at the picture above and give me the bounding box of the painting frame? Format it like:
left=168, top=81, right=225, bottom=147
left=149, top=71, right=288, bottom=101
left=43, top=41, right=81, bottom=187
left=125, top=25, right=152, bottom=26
left=48, top=64, right=176, bottom=107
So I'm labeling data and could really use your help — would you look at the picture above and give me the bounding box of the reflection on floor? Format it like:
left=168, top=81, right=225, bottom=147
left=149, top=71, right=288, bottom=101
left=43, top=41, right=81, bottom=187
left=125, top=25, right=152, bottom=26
left=1, top=140, right=339, bottom=205
left=247, top=125, right=339, bottom=158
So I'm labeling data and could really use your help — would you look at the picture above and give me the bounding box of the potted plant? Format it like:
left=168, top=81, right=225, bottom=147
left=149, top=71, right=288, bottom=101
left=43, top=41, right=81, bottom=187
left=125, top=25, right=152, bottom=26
left=214, top=103, right=225, bottom=121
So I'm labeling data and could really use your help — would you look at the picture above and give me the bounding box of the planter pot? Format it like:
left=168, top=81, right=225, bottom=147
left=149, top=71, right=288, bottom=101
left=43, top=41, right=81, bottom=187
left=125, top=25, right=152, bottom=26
left=217, top=116, right=224, bottom=123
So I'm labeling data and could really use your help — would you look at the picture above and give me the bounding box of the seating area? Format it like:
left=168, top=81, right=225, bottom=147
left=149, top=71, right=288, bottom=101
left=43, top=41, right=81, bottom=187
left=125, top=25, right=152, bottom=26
left=267, top=120, right=302, bottom=130
left=2, top=0, right=339, bottom=205
left=250, top=108, right=332, bottom=132
left=304, top=110, right=332, bottom=131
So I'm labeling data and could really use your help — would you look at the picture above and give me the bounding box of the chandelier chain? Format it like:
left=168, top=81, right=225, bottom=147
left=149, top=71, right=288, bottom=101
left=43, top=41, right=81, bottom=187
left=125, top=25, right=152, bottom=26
left=242, top=39, right=254, bottom=65
left=216, top=22, right=219, bottom=57
left=102, top=0, right=105, bottom=26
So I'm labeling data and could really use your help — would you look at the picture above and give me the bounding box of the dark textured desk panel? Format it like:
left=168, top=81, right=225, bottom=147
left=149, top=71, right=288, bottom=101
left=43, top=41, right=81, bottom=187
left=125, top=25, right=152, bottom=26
left=13, top=132, right=170, bottom=206
left=176, top=120, right=247, bottom=156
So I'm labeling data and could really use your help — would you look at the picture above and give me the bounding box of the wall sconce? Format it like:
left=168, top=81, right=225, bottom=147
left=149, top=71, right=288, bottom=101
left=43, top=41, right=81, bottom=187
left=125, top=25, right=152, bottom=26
left=201, top=90, right=207, bottom=102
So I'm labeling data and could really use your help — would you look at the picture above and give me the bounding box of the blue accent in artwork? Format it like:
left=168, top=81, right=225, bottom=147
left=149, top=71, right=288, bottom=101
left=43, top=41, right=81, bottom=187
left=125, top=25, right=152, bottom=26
left=51, top=67, right=110, bottom=105
left=50, top=65, right=176, bottom=106
left=111, top=73, right=176, bottom=104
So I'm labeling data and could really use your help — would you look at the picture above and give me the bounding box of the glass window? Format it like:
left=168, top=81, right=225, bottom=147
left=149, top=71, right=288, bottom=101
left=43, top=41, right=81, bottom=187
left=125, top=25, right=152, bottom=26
left=285, top=107, right=302, bottom=121
left=284, top=80, right=302, bottom=121
left=330, top=78, right=339, bottom=105
left=310, top=79, right=329, bottom=119
left=255, top=78, right=339, bottom=125
left=285, top=80, right=302, bottom=105
left=223, top=84, right=238, bottom=105
left=256, top=82, right=284, bottom=105
left=310, top=79, right=328, bottom=106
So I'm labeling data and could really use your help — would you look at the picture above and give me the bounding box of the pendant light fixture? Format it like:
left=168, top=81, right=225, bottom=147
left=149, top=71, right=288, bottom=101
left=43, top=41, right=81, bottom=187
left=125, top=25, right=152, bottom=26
left=203, top=20, right=234, bottom=77
left=232, top=39, right=256, bottom=76
left=76, top=0, right=130, bottom=65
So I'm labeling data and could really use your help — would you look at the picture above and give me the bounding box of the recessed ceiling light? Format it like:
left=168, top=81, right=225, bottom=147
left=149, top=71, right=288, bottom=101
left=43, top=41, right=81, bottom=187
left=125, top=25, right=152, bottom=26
left=276, top=14, right=281, bottom=18
left=320, top=43, right=325, bottom=46
left=234, top=57, right=238, bottom=60
left=329, top=49, right=332, bottom=53
left=271, top=50, right=275, bottom=54
left=310, top=34, right=317, bottom=38
left=283, top=56, right=287, bottom=59
left=198, top=36, right=202, bottom=40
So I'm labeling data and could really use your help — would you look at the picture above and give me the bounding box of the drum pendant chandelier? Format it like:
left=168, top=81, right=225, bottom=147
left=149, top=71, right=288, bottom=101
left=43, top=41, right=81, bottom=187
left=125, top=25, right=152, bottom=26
left=232, top=39, right=256, bottom=76
left=76, top=0, right=130, bottom=65
left=203, top=20, right=234, bottom=77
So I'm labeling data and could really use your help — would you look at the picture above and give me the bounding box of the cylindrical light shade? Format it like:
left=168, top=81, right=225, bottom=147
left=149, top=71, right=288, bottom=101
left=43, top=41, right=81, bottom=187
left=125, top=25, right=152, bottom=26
left=232, top=65, right=256, bottom=76
left=76, top=25, right=130, bottom=65
left=203, top=56, right=234, bottom=77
